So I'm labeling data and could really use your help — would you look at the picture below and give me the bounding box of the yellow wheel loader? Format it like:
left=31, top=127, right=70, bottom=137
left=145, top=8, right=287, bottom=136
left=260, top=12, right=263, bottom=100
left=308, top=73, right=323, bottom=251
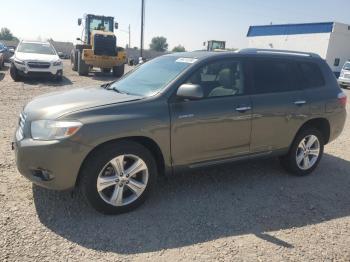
left=71, top=14, right=127, bottom=77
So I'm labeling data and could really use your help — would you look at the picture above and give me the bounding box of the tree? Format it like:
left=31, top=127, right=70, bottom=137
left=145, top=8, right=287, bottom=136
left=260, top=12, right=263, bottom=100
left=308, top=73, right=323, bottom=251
left=149, top=36, right=168, bottom=52
left=172, top=45, right=186, bottom=52
left=0, top=27, right=17, bottom=41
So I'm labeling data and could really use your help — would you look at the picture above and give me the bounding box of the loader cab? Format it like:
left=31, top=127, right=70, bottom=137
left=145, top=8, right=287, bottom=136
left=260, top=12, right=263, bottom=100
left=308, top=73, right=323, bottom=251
left=78, top=14, right=118, bottom=45
left=207, top=40, right=226, bottom=51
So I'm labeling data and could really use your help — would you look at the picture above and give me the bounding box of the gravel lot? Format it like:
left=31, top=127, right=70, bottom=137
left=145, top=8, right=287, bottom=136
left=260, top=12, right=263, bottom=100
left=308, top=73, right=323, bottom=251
left=1, top=61, right=350, bottom=261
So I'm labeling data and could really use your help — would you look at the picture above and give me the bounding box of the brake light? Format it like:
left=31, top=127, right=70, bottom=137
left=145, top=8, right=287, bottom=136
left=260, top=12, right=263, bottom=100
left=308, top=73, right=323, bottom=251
left=338, top=92, right=347, bottom=106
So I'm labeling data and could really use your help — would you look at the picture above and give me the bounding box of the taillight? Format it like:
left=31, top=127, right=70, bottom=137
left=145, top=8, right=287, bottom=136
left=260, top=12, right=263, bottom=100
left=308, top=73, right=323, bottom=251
left=338, top=92, right=347, bottom=106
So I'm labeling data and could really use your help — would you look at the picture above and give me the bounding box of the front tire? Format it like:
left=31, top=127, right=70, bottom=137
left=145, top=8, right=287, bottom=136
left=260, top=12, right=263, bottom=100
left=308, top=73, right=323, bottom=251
left=79, top=141, right=157, bottom=215
left=77, top=50, right=89, bottom=76
left=10, top=64, right=21, bottom=81
left=112, top=64, right=125, bottom=77
left=54, top=70, right=63, bottom=82
left=280, top=128, right=324, bottom=176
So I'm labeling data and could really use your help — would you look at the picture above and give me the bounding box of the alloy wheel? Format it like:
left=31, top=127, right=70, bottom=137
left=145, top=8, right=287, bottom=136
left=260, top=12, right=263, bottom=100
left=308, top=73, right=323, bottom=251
left=97, top=154, right=149, bottom=206
left=296, top=135, right=320, bottom=170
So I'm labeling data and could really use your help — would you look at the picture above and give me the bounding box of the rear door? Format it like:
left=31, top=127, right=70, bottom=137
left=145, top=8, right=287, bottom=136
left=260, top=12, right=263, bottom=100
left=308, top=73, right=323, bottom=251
left=248, top=58, right=309, bottom=153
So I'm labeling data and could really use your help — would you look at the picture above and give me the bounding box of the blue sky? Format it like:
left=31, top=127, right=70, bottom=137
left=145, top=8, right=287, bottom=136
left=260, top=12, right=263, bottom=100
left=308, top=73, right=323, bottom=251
left=1, top=0, right=349, bottom=50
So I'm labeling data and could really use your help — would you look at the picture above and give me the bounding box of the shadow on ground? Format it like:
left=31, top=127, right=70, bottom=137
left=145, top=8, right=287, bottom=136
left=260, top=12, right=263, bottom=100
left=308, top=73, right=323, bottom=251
left=19, top=76, right=73, bottom=87
left=33, top=154, right=350, bottom=254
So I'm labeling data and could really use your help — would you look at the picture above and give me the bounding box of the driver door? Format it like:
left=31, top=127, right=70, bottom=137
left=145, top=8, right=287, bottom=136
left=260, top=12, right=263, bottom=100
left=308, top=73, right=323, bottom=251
left=169, top=59, right=252, bottom=166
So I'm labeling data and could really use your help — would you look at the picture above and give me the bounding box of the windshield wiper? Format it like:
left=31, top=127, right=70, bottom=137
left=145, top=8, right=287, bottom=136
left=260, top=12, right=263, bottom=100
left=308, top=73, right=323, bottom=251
left=101, top=82, right=115, bottom=89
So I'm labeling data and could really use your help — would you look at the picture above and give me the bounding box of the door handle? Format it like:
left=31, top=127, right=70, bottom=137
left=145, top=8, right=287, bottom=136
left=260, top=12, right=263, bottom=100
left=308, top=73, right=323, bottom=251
left=235, top=106, right=251, bottom=113
left=294, top=100, right=306, bottom=106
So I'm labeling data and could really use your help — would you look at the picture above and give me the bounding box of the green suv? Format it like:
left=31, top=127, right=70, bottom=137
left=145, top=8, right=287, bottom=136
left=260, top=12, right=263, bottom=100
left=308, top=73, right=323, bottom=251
left=14, top=49, right=347, bottom=214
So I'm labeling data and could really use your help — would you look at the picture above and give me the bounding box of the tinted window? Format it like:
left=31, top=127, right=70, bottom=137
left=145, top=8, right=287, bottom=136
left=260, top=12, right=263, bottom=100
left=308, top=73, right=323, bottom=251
left=251, top=59, right=298, bottom=94
left=299, top=62, right=325, bottom=88
left=185, top=60, right=244, bottom=98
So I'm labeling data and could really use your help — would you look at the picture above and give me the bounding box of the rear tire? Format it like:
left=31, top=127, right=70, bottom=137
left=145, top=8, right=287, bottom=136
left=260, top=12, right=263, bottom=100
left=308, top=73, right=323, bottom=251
left=71, top=50, right=78, bottom=71
left=112, top=64, right=125, bottom=77
left=79, top=141, right=157, bottom=215
left=77, top=50, right=89, bottom=76
left=280, top=128, right=324, bottom=176
left=10, top=64, right=21, bottom=81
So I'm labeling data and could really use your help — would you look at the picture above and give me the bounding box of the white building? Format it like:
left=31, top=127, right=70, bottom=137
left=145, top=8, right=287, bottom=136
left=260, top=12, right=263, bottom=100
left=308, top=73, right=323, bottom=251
left=247, top=22, right=350, bottom=76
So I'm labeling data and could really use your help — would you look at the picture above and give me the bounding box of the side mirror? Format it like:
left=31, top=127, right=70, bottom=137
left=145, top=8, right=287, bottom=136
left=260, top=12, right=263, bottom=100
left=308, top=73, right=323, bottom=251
left=114, top=22, right=119, bottom=29
left=177, top=84, right=204, bottom=100
left=78, top=18, right=82, bottom=26
left=57, top=51, right=64, bottom=58
left=9, top=48, right=14, bottom=53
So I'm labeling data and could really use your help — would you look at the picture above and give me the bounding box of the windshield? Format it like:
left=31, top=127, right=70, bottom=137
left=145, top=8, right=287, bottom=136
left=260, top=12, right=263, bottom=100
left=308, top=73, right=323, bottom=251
left=90, top=18, right=113, bottom=32
left=343, top=62, right=350, bottom=71
left=110, top=56, right=196, bottom=97
left=17, top=42, right=56, bottom=55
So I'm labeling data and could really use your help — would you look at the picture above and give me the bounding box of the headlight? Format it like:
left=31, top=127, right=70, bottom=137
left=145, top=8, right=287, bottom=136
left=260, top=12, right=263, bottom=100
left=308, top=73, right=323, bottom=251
left=340, top=71, right=345, bottom=77
left=14, top=58, right=25, bottom=65
left=53, top=60, right=62, bottom=66
left=31, top=120, right=82, bottom=140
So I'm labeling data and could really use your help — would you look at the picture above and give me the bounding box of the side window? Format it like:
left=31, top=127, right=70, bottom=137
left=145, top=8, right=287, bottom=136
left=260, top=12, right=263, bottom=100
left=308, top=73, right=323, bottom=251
left=251, top=59, right=298, bottom=94
left=299, top=62, right=325, bottom=88
left=186, top=60, right=245, bottom=98
left=334, top=58, right=340, bottom=67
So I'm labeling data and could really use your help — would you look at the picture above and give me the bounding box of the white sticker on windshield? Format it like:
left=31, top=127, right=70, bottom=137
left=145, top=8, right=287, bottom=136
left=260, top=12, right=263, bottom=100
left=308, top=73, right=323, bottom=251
left=176, top=57, right=198, bottom=64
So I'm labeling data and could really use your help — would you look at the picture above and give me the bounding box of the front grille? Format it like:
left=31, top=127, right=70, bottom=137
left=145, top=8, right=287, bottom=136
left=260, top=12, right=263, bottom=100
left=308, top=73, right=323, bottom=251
left=27, top=62, right=50, bottom=69
left=93, top=34, right=117, bottom=56
left=17, top=112, right=27, bottom=140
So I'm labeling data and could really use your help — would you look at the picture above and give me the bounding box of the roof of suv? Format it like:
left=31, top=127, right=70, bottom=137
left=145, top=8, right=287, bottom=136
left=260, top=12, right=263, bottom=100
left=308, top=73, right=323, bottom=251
left=167, top=48, right=321, bottom=60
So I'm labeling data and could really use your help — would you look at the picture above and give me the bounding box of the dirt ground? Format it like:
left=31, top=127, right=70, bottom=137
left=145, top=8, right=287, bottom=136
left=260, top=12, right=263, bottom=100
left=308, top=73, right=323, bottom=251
left=0, top=60, right=350, bottom=261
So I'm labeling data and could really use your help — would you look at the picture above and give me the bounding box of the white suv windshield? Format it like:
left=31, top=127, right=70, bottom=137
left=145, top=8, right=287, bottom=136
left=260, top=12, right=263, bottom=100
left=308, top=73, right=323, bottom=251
left=110, top=56, right=196, bottom=97
left=17, top=43, right=56, bottom=55
left=343, top=62, right=350, bottom=70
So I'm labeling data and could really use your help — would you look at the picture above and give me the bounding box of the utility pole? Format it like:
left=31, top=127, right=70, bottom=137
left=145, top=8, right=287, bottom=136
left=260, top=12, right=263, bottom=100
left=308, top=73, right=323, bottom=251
left=140, top=0, right=145, bottom=59
left=128, top=24, right=131, bottom=48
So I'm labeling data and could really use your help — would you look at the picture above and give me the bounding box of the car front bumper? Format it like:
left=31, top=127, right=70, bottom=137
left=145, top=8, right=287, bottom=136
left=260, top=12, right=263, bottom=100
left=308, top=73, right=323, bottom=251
left=14, top=62, right=63, bottom=77
left=337, top=77, right=350, bottom=86
left=13, top=136, right=92, bottom=191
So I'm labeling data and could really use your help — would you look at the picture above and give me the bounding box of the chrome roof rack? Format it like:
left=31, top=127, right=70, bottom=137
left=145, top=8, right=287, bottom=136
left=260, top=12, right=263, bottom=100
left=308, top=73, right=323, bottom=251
left=238, top=48, right=320, bottom=58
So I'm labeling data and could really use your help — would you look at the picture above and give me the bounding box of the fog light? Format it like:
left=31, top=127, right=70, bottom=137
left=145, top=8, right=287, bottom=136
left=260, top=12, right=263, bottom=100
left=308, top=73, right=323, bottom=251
left=32, top=169, right=54, bottom=181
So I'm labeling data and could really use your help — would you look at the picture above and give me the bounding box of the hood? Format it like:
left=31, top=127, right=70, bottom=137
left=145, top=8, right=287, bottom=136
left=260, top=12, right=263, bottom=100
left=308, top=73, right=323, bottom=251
left=24, top=86, right=142, bottom=120
left=15, top=52, right=59, bottom=62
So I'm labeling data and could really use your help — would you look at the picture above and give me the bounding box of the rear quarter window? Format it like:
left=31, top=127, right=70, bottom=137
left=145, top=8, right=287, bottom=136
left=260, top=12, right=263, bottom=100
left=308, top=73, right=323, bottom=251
left=298, top=62, right=325, bottom=88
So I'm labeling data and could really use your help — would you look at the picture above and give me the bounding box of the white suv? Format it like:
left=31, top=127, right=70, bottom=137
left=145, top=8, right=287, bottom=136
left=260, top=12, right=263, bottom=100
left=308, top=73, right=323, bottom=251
left=338, top=61, right=350, bottom=88
left=10, top=40, right=63, bottom=81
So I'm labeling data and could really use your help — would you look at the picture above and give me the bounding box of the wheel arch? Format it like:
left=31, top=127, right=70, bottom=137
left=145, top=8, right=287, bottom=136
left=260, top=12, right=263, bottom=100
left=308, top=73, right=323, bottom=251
left=294, top=118, right=331, bottom=146
left=75, top=136, right=166, bottom=188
